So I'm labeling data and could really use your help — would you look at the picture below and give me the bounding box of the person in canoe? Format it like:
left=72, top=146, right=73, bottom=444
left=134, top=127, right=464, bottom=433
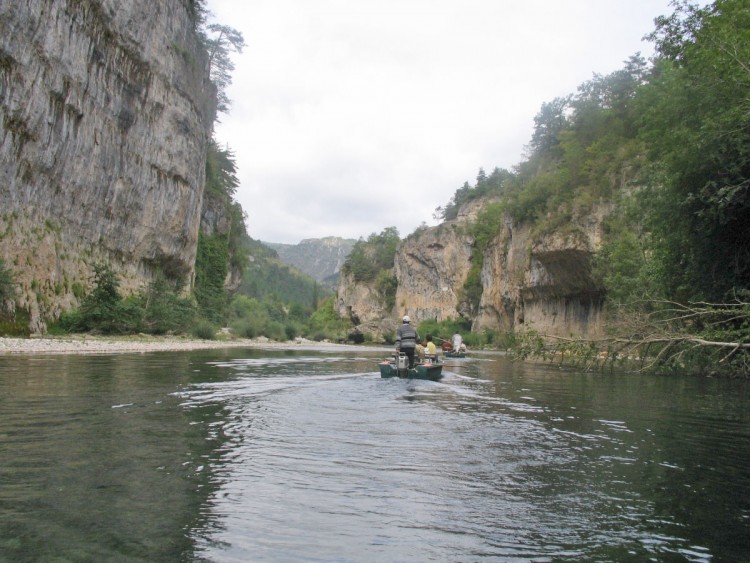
left=415, top=338, right=426, bottom=362
left=452, top=331, right=464, bottom=353
left=425, top=335, right=438, bottom=359
left=395, top=315, right=420, bottom=369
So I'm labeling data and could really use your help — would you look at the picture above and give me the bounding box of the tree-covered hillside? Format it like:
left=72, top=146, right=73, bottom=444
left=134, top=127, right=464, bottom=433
left=264, top=237, right=356, bottom=289
left=341, top=227, right=400, bottom=311
left=239, top=236, right=328, bottom=309
left=436, top=0, right=750, bottom=375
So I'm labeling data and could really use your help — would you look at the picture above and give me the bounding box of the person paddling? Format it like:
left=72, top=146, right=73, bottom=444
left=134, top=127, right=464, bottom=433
left=452, top=331, right=464, bottom=353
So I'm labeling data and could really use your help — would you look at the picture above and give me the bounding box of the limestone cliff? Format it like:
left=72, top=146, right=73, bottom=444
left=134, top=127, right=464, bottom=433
left=337, top=199, right=610, bottom=341
left=0, top=0, right=215, bottom=332
left=474, top=204, right=609, bottom=338
left=335, top=215, right=476, bottom=342
left=336, top=269, right=394, bottom=340
left=394, top=223, right=474, bottom=324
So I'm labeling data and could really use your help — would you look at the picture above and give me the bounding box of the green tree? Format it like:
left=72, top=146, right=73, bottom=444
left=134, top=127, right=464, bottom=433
left=0, top=258, right=14, bottom=304
left=64, top=263, right=129, bottom=333
left=194, top=232, right=229, bottom=323
left=342, top=227, right=400, bottom=283
left=638, top=0, right=750, bottom=301
left=205, top=139, right=240, bottom=197
left=529, top=95, right=570, bottom=157
left=139, top=274, right=197, bottom=334
left=202, top=23, right=245, bottom=114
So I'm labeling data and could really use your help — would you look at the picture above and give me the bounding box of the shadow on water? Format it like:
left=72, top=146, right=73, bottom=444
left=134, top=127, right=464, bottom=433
left=1, top=348, right=749, bottom=561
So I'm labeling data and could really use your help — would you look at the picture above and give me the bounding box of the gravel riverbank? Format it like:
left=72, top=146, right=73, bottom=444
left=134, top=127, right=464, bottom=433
left=0, top=335, right=374, bottom=355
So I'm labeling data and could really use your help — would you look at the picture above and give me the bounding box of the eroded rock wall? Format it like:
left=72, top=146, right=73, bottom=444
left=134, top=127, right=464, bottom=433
left=335, top=269, right=396, bottom=341
left=394, top=223, right=473, bottom=324
left=474, top=205, right=609, bottom=338
left=0, top=0, right=214, bottom=331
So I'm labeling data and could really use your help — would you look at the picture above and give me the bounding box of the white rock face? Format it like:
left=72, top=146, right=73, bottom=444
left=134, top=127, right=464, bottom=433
left=0, top=0, right=214, bottom=332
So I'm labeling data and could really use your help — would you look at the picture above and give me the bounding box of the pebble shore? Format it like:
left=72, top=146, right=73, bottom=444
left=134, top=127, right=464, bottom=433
left=0, top=335, right=369, bottom=355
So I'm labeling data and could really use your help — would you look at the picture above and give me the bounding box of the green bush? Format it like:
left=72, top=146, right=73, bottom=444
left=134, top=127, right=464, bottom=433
left=0, top=308, right=30, bottom=337
left=381, top=330, right=395, bottom=345
left=265, top=321, right=286, bottom=341
left=284, top=322, right=300, bottom=340
left=229, top=318, right=258, bottom=338
left=0, top=258, right=14, bottom=303
left=138, top=274, right=197, bottom=334
left=60, top=263, right=127, bottom=334
left=191, top=320, right=216, bottom=340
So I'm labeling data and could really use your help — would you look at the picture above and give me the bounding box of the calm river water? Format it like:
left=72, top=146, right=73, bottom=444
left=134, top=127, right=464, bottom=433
left=1, top=347, right=749, bottom=562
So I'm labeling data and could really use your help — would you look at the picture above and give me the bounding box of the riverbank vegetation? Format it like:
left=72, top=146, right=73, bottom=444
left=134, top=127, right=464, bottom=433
left=414, top=317, right=516, bottom=351
left=437, top=0, right=750, bottom=376
left=512, top=300, right=750, bottom=377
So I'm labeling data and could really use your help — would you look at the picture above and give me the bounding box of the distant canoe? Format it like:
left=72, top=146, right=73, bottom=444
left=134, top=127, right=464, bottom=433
left=444, top=350, right=466, bottom=358
left=378, top=356, right=443, bottom=381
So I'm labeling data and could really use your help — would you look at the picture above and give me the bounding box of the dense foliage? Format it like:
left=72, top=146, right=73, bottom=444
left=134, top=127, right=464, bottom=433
left=434, top=0, right=750, bottom=374
left=238, top=236, right=327, bottom=310
left=636, top=0, right=750, bottom=302
left=55, top=263, right=203, bottom=337
left=340, top=227, right=400, bottom=311
left=194, top=231, right=229, bottom=323
left=342, top=227, right=400, bottom=282
left=193, top=140, right=249, bottom=323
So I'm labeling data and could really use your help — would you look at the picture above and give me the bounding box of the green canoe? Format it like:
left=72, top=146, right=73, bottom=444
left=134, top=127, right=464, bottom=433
left=378, top=355, right=444, bottom=381
left=444, top=350, right=466, bottom=358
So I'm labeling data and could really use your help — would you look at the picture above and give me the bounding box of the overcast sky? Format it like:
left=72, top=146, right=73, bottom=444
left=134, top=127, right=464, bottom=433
left=206, top=0, right=676, bottom=244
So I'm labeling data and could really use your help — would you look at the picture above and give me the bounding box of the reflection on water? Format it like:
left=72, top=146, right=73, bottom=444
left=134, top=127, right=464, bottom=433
left=0, top=349, right=748, bottom=561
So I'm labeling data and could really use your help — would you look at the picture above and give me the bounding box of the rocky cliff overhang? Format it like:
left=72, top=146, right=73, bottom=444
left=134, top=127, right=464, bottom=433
left=0, top=0, right=215, bottom=331
left=475, top=209, right=609, bottom=338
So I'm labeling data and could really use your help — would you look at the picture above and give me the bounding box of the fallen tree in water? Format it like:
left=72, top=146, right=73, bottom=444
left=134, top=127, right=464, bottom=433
left=511, top=298, right=750, bottom=377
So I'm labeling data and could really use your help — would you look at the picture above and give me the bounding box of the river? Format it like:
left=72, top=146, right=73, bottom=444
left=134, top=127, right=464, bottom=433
left=0, top=347, right=748, bottom=561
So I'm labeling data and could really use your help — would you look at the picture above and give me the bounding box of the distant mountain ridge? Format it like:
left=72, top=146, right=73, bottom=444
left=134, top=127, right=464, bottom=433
left=263, top=237, right=356, bottom=288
